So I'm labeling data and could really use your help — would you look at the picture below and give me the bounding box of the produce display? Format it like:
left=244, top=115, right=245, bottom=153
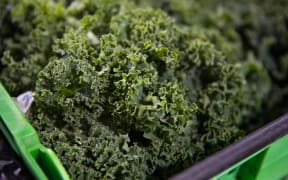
left=0, top=0, right=287, bottom=179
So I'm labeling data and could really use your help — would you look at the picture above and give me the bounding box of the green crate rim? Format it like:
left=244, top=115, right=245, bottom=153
left=0, top=82, right=70, bottom=180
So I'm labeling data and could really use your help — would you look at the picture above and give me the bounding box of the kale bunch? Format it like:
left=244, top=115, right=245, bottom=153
left=136, top=0, right=288, bottom=129
left=33, top=8, right=199, bottom=178
left=33, top=5, right=269, bottom=179
left=0, top=0, right=285, bottom=179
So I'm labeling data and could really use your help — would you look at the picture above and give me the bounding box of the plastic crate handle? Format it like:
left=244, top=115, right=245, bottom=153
left=0, top=83, right=70, bottom=180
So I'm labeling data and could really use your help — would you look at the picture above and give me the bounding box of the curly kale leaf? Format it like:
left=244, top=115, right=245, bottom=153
left=135, top=0, right=287, bottom=132
left=0, top=0, right=128, bottom=95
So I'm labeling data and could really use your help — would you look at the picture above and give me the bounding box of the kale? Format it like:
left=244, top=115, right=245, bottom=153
left=135, top=0, right=288, bottom=130
left=31, top=6, right=270, bottom=179
left=0, top=0, right=287, bottom=179
left=0, top=0, right=128, bottom=95
left=33, top=8, right=199, bottom=178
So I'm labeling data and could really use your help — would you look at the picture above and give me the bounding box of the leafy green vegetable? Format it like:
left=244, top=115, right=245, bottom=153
left=0, top=0, right=287, bottom=179
left=135, top=0, right=288, bottom=130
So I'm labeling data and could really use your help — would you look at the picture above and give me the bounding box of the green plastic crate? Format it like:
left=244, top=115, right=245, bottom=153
left=213, top=135, right=288, bottom=180
left=172, top=113, right=288, bottom=180
left=0, top=83, right=69, bottom=180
